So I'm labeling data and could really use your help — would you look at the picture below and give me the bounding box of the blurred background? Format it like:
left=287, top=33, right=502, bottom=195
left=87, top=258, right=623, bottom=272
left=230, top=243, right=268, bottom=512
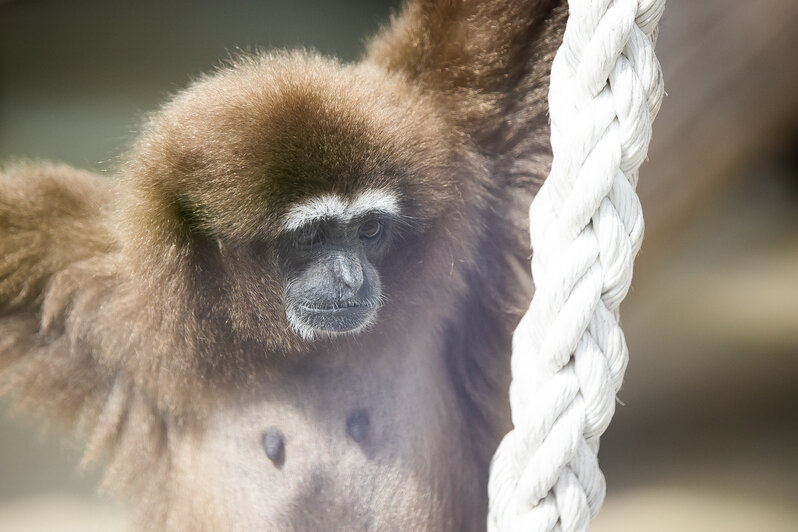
left=1, top=0, right=796, bottom=530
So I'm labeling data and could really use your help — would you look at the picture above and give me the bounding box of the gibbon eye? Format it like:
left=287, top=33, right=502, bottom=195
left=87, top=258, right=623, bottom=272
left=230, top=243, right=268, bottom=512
left=296, top=226, right=323, bottom=247
left=359, top=219, right=382, bottom=240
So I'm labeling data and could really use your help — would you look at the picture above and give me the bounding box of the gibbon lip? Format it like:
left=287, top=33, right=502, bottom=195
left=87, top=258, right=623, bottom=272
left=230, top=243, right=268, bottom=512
left=298, top=301, right=377, bottom=313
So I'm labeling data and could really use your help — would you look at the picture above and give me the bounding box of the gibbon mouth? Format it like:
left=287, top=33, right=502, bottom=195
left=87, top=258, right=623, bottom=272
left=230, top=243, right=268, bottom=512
left=298, top=301, right=378, bottom=312
left=295, top=301, right=380, bottom=333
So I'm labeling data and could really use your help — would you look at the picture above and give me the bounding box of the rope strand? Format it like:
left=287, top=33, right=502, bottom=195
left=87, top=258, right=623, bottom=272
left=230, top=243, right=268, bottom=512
left=488, top=1, right=665, bottom=530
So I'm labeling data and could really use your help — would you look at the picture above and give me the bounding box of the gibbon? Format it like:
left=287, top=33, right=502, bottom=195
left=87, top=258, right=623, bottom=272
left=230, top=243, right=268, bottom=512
left=0, top=0, right=566, bottom=530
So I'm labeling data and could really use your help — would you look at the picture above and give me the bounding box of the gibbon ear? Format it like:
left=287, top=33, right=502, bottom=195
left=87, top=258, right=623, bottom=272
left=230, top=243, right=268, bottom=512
left=367, top=0, right=565, bottom=160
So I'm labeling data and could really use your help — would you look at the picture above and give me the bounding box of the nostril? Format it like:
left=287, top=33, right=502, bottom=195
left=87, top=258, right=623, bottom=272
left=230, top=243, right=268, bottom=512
left=346, top=409, right=370, bottom=443
left=262, top=428, right=285, bottom=467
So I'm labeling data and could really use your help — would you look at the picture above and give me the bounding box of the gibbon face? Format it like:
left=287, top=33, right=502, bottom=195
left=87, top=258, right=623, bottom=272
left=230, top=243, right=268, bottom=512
left=279, top=190, right=399, bottom=339
left=120, top=52, right=470, bottom=347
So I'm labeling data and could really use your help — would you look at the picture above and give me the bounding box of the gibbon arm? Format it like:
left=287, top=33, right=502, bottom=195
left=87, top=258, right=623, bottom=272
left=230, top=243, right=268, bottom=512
left=0, top=162, right=118, bottom=422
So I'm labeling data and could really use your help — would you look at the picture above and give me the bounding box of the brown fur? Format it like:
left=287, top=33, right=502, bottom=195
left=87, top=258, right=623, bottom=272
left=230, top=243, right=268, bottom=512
left=0, top=1, right=565, bottom=530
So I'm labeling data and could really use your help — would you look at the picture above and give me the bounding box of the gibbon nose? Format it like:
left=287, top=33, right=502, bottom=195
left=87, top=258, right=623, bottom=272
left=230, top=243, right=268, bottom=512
left=330, top=252, right=364, bottom=297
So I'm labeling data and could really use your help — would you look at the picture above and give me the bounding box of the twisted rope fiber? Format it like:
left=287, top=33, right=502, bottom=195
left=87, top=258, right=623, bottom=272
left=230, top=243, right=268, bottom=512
left=488, top=0, right=665, bottom=530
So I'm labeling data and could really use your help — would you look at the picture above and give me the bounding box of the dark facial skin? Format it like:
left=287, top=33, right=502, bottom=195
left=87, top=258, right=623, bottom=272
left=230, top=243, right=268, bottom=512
left=282, top=213, right=390, bottom=338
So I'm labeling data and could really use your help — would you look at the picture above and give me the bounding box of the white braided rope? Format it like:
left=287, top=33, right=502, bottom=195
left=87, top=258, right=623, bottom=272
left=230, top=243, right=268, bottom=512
left=487, top=1, right=665, bottom=530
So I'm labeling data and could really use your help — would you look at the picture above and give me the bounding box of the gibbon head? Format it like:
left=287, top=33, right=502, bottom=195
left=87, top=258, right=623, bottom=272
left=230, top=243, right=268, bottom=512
left=119, top=51, right=476, bottom=347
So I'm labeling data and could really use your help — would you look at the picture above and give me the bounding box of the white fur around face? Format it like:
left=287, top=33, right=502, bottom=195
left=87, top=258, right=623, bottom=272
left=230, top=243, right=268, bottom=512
left=282, top=189, right=399, bottom=231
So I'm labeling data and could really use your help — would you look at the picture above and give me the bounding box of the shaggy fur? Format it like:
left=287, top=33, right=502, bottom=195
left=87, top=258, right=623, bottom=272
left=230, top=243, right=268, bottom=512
left=0, top=1, right=565, bottom=530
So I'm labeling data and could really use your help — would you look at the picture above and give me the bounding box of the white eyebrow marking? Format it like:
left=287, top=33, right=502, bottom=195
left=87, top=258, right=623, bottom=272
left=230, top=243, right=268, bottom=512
left=283, top=195, right=347, bottom=232
left=282, top=189, right=400, bottom=231
left=348, top=189, right=400, bottom=219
